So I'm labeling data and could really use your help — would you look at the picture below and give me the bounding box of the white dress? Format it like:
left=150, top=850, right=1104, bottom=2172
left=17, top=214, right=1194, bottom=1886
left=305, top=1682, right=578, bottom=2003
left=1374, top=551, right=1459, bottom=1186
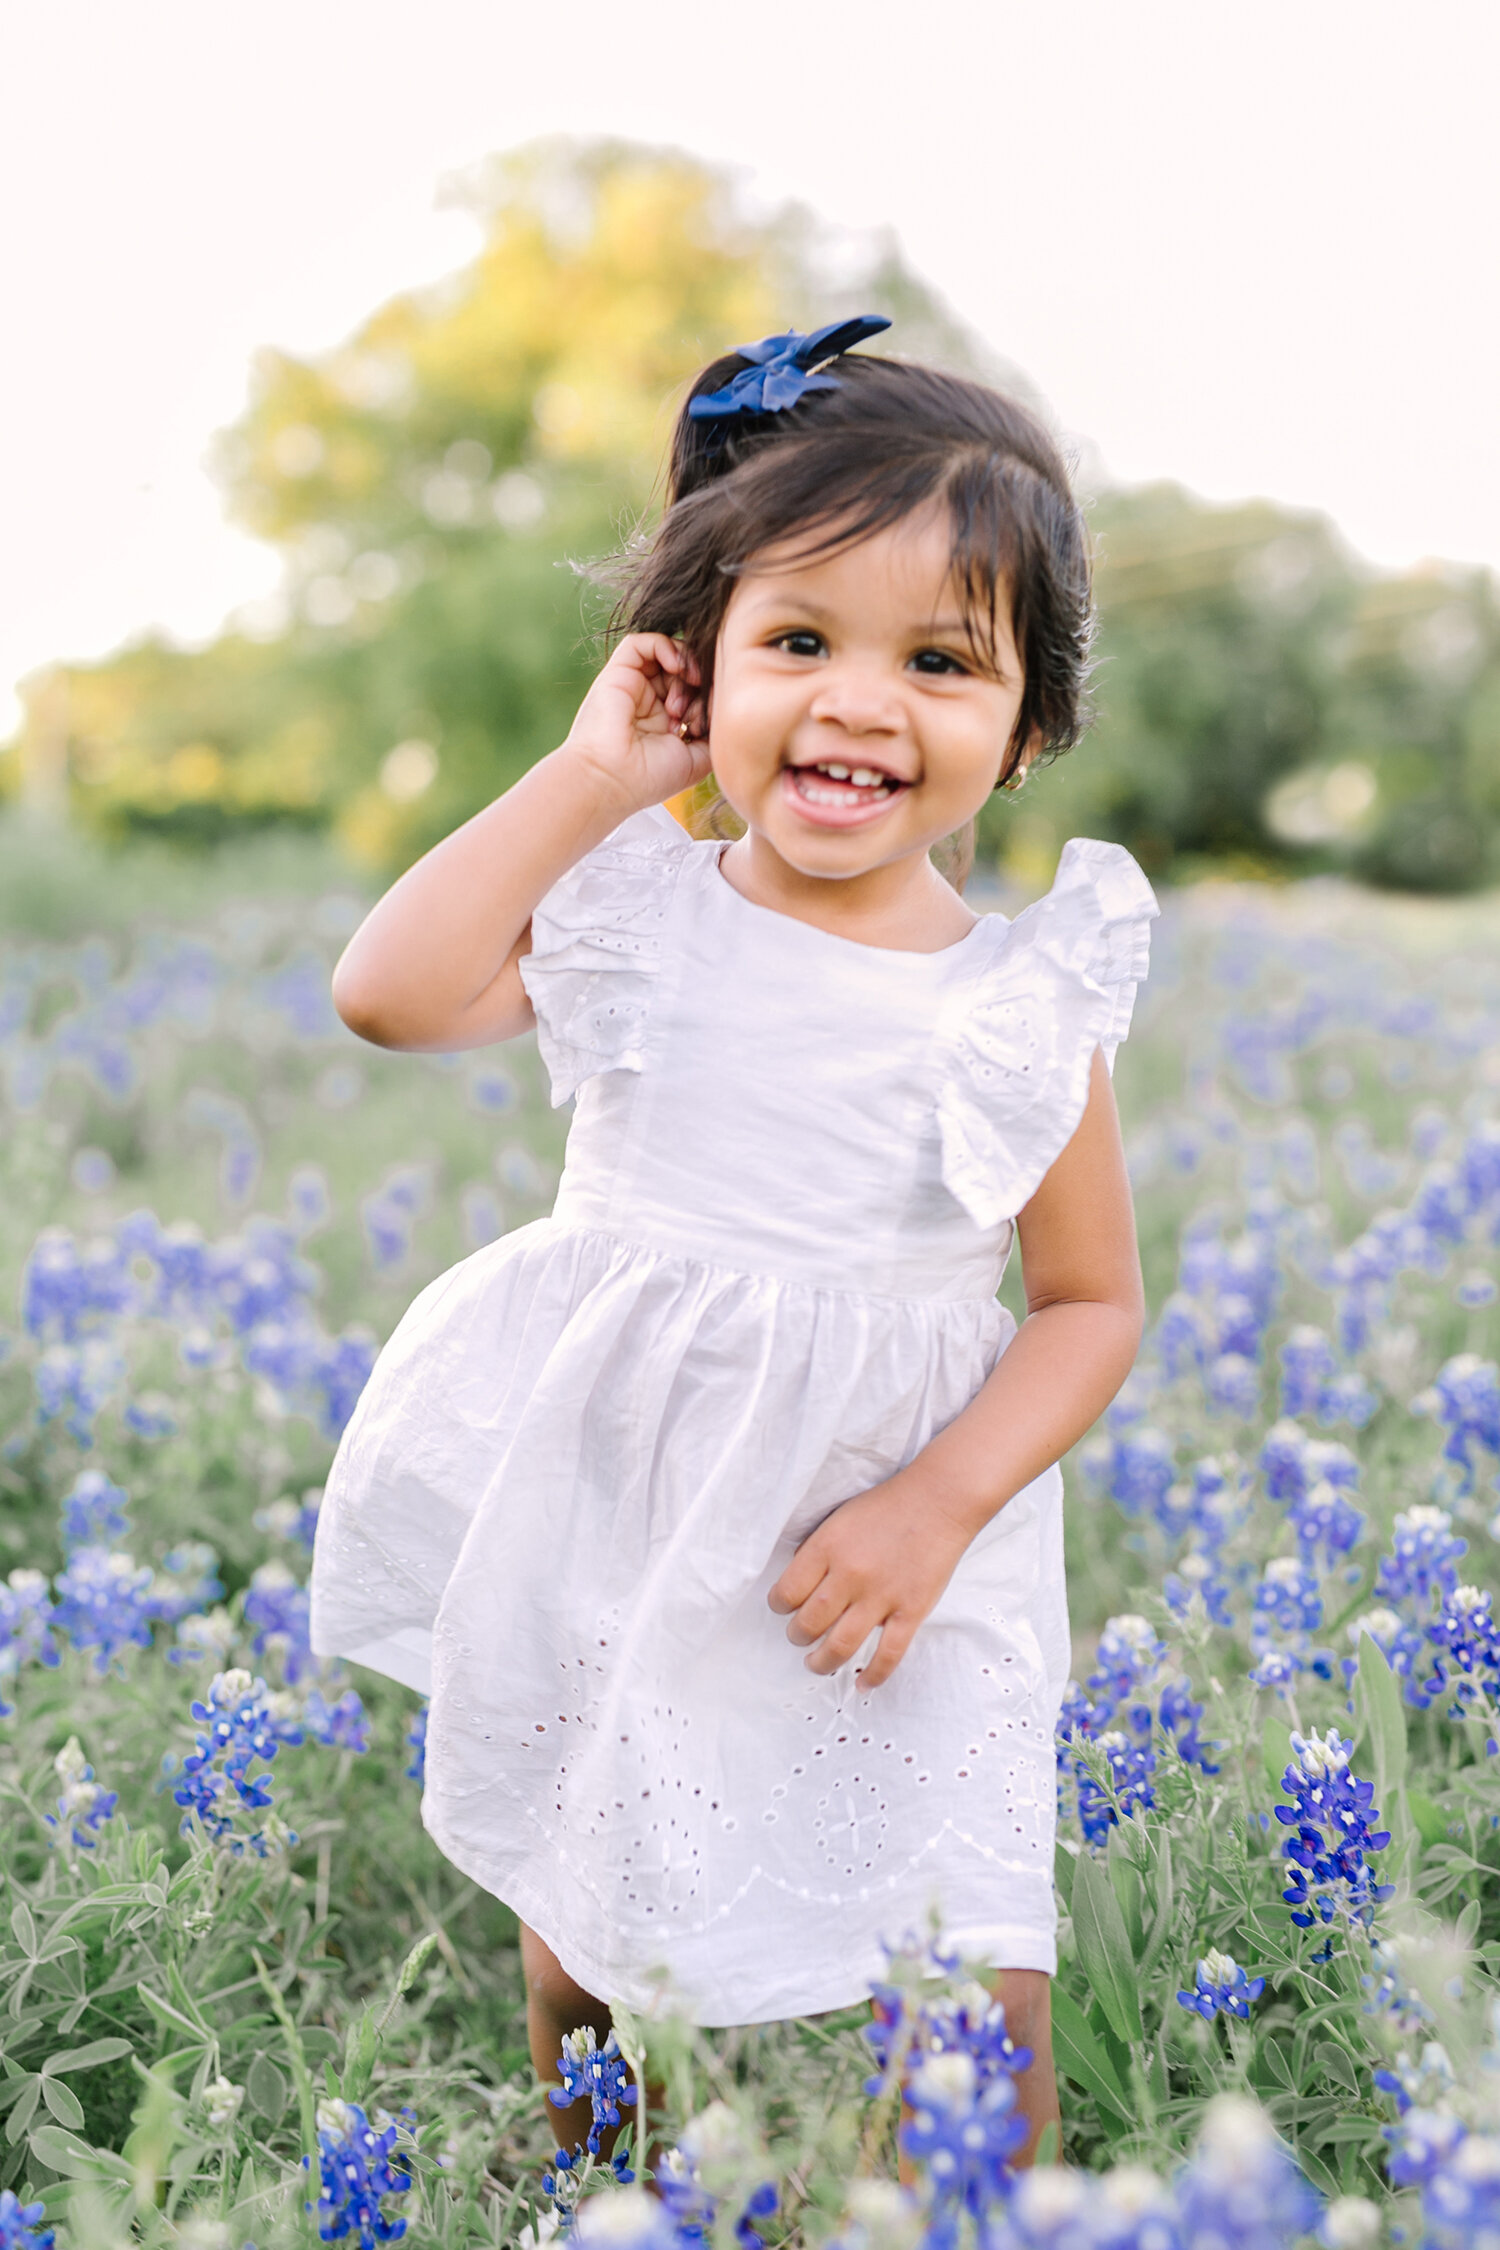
left=309, top=806, right=1157, bottom=2026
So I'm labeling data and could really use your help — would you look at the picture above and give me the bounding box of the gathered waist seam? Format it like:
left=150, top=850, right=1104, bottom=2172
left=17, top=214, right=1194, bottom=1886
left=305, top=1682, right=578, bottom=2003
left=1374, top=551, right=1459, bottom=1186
left=537, top=1213, right=1004, bottom=1310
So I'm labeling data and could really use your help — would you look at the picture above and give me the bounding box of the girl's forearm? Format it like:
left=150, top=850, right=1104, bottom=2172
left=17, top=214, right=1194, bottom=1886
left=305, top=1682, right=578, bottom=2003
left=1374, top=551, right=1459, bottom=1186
left=330, top=744, right=638, bottom=1050
left=908, top=1298, right=1144, bottom=1541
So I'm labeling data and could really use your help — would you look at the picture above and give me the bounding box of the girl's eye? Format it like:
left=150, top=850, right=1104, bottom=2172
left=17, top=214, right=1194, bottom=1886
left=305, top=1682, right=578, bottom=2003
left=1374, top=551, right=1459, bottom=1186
left=909, top=648, right=969, bottom=676
left=772, top=631, right=825, bottom=659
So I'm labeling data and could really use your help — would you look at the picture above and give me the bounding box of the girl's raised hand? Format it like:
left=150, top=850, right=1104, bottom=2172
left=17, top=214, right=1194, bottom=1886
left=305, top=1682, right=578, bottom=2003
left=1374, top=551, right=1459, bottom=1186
left=562, top=633, right=712, bottom=816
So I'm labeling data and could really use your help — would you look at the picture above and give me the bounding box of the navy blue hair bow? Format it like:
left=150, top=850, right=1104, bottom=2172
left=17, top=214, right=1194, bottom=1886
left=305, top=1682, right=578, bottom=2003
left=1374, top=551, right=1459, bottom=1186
left=687, top=314, right=892, bottom=422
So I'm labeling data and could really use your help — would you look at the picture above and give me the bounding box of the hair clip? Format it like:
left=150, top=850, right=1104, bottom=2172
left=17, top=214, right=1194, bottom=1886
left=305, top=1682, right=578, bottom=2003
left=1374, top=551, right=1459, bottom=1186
left=687, top=315, right=892, bottom=423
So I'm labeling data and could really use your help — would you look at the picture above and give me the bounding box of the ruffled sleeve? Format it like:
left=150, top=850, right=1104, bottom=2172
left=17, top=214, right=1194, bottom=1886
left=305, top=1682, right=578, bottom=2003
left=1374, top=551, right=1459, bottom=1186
left=518, top=803, right=696, bottom=1107
left=935, top=838, right=1159, bottom=1229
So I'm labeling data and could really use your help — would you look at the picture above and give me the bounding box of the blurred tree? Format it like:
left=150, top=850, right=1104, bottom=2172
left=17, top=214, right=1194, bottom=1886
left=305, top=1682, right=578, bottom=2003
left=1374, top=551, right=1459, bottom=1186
left=7, top=137, right=1500, bottom=890
left=14, top=139, right=985, bottom=870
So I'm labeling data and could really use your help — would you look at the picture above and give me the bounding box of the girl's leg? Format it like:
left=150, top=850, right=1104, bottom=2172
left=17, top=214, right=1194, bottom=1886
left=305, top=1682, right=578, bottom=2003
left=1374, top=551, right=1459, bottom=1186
left=519, top=1921, right=616, bottom=2157
left=893, top=1966, right=1062, bottom=2186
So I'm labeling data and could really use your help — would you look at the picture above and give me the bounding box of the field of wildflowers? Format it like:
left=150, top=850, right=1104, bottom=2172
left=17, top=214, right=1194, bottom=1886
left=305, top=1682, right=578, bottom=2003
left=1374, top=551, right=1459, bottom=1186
left=4, top=838, right=1500, bottom=2249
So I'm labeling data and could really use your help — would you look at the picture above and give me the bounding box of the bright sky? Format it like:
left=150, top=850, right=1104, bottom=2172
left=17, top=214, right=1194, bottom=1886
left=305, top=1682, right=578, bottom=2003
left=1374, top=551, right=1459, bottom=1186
left=1, top=0, right=1495, bottom=737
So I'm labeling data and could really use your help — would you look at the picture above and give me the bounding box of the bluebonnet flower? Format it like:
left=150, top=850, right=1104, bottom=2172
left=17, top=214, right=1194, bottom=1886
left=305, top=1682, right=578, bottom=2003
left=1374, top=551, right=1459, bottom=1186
left=548, top=2026, right=638, bottom=2167
left=1317, top=1370, right=1381, bottom=1429
left=286, top=1162, right=333, bottom=1238
left=147, top=1542, right=224, bottom=1626
left=1259, top=1418, right=1311, bottom=1502
left=900, top=2050, right=1027, bottom=2238
left=244, top=1559, right=316, bottom=1684
left=1207, top=1351, right=1260, bottom=1420
left=1073, top=1729, right=1157, bottom=1845
left=122, top=1391, right=177, bottom=1439
left=1420, top=1584, right=1500, bottom=1719
left=59, top=1469, right=130, bottom=1552
left=43, top=1735, right=118, bottom=1850
left=1457, top=1272, right=1499, bottom=1309
left=174, top=1668, right=295, bottom=1858
left=34, top=1336, right=126, bottom=1443
left=1080, top=1424, right=1175, bottom=1522
left=1427, top=1355, right=1500, bottom=1494
left=21, top=1226, right=137, bottom=1341
left=1155, top=1291, right=1210, bottom=1379
left=170, top=1606, right=237, bottom=1668
left=405, top=1703, right=428, bottom=1785
left=359, top=1165, right=432, bottom=1272
left=1172, top=2095, right=1321, bottom=2246
left=655, top=2106, right=777, bottom=2248
left=305, top=2097, right=412, bottom=2245
left=1409, top=2127, right=1500, bottom=2249
left=1385, top=2105, right=1467, bottom=2190
left=1250, top=1556, right=1326, bottom=1689
left=1058, top=1616, right=1218, bottom=1843
left=1287, top=1478, right=1366, bottom=1568
left=1163, top=1546, right=1236, bottom=1629
left=1376, top=1506, right=1467, bottom=1613
left=0, top=2189, right=56, bottom=2248
left=254, top=1489, right=323, bottom=1551
left=1279, top=1326, right=1336, bottom=1418
left=1341, top=1607, right=1426, bottom=1702
left=300, top=1686, right=370, bottom=1753
left=1176, top=1950, right=1265, bottom=2021
left=1275, top=1728, right=1393, bottom=1932
left=51, top=1546, right=156, bottom=1672
left=0, top=1570, right=59, bottom=1715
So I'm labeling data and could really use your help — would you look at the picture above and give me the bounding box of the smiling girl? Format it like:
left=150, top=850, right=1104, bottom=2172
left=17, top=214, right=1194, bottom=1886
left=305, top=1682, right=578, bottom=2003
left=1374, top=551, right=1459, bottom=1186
left=309, top=319, right=1158, bottom=2167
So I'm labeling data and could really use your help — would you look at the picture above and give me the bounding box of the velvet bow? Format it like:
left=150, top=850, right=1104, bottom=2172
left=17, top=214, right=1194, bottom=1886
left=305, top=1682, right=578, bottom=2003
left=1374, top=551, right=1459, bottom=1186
left=686, top=314, right=891, bottom=421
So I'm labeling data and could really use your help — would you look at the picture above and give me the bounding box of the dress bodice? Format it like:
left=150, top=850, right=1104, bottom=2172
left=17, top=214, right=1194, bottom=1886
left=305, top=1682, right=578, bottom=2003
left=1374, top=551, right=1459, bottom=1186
left=518, top=806, right=1158, bottom=1302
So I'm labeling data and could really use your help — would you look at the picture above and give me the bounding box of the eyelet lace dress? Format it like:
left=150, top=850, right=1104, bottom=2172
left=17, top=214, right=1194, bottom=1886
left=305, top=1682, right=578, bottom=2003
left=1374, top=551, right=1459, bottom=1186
left=309, top=805, right=1157, bottom=2025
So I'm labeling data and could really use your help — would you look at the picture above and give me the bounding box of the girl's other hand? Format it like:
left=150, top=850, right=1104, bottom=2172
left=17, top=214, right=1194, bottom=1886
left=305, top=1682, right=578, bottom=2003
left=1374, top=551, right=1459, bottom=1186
left=766, top=1476, right=972, bottom=1690
left=562, top=634, right=712, bottom=816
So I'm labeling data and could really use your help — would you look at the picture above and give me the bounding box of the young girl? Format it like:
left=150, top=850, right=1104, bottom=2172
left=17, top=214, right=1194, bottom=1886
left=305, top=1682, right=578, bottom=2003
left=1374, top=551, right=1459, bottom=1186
left=309, top=317, right=1157, bottom=2163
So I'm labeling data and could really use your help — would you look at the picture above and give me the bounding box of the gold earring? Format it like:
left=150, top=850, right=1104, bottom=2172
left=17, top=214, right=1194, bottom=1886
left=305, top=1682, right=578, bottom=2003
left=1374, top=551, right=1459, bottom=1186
left=1001, top=759, right=1028, bottom=793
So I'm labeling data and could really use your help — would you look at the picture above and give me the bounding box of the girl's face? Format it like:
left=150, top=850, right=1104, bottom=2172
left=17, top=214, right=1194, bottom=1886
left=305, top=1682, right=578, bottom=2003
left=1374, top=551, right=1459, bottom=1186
left=708, top=507, right=1027, bottom=883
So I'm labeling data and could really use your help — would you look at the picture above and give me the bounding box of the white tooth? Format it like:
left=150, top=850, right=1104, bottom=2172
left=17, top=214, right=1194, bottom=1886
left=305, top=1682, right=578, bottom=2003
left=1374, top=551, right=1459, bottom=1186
left=849, top=768, right=879, bottom=787
left=824, top=763, right=851, bottom=780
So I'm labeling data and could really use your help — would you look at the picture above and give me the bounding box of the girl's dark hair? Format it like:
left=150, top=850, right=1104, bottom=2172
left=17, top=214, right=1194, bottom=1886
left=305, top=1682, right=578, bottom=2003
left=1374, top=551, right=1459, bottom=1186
left=611, top=345, right=1093, bottom=888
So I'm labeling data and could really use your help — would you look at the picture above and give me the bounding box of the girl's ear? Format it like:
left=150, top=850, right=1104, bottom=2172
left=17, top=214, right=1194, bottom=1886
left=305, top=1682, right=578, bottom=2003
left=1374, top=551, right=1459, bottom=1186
left=997, top=730, right=1040, bottom=793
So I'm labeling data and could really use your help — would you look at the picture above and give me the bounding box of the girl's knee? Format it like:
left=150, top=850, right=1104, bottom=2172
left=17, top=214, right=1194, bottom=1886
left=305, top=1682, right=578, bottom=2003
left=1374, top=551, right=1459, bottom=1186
left=992, top=1967, right=1053, bottom=2050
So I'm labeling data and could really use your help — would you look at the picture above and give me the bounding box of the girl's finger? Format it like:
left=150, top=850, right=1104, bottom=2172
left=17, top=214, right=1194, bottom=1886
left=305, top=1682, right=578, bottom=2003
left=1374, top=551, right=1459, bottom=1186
left=805, top=1607, right=880, bottom=1677
left=784, top=1581, right=845, bottom=1648
left=856, top=1616, right=915, bottom=1691
left=767, top=1552, right=826, bottom=1617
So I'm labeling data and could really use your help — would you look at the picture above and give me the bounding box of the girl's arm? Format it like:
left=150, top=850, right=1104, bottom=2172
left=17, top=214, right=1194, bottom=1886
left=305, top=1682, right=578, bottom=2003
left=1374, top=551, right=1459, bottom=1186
left=330, top=637, right=708, bottom=1052
left=768, top=1047, right=1145, bottom=1688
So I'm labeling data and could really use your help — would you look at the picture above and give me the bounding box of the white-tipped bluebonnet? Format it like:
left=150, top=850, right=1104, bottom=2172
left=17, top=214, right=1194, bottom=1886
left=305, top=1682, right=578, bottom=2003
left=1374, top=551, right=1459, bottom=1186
left=1177, top=1949, right=1266, bottom=2021
left=0, top=1570, right=59, bottom=1715
left=1080, top=1425, right=1176, bottom=1523
left=1316, top=1370, right=1381, bottom=1429
left=1251, top=1555, right=1327, bottom=1688
left=300, top=1686, right=370, bottom=1753
left=305, top=2096, right=412, bottom=2245
left=1341, top=1606, right=1425, bottom=1703
left=1280, top=1325, right=1336, bottom=1418
left=147, top=1542, right=224, bottom=1626
left=655, top=2105, right=777, bottom=2248
left=1376, top=1506, right=1467, bottom=1613
left=1173, top=2094, right=1321, bottom=2246
left=1428, top=1355, right=1500, bottom=1494
left=1207, top=1351, right=1261, bottom=1421
left=34, top=1336, right=126, bottom=1443
left=1275, top=1729, right=1392, bottom=1932
left=548, top=2026, right=639, bottom=2168
left=900, top=2049, right=1028, bottom=2238
left=571, top=2187, right=685, bottom=2250
left=244, top=1559, right=316, bottom=1684
left=253, top=1489, right=323, bottom=1551
left=1420, top=1583, right=1500, bottom=1720
left=174, top=1668, right=294, bottom=1857
left=59, top=1469, right=130, bottom=1553
left=1456, top=1273, right=1499, bottom=1310
left=1287, top=1478, right=1366, bottom=1568
left=51, top=1547, right=156, bottom=1673
left=286, top=1162, right=333, bottom=1238
left=1155, top=1290, right=1209, bottom=1379
left=42, top=1735, right=118, bottom=1850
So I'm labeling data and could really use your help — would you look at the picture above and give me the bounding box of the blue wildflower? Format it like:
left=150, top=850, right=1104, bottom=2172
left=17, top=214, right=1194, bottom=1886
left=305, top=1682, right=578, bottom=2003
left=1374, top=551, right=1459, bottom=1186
left=1287, top=1477, right=1366, bottom=1567
left=1176, top=1950, right=1266, bottom=2021
left=305, top=2097, right=412, bottom=2245
left=51, top=1546, right=155, bottom=1672
left=244, top=1560, right=316, bottom=1685
left=1421, top=1584, right=1500, bottom=1719
left=1173, top=2095, right=1321, bottom=2246
left=59, top=1469, right=130, bottom=1553
left=1377, top=1506, right=1467, bottom=1613
left=300, top=1686, right=370, bottom=1753
left=1429, top=1354, right=1500, bottom=1493
left=901, top=2048, right=1028, bottom=2237
left=174, top=1668, right=295, bottom=1858
left=42, top=1735, right=117, bottom=1850
left=0, top=1570, right=59, bottom=1715
left=1279, top=1325, right=1336, bottom=1417
left=146, top=1541, right=224, bottom=1625
left=1207, top=1351, right=1260, bottom=1420
left=655, top=2107, right=777, bottom=2248
left=1275, top=1728, right=1393, bottom=1932
left=405, top=1702, right=428, bottom=1786
left=0, top=2189, right=56, bottom=2248
left=549, top=2026, right=638, bottom=2166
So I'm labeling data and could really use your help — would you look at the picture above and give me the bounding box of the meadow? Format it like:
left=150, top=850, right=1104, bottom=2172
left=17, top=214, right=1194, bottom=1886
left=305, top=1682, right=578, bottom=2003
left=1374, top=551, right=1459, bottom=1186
left=3, top=810, right=1500, bottom=2249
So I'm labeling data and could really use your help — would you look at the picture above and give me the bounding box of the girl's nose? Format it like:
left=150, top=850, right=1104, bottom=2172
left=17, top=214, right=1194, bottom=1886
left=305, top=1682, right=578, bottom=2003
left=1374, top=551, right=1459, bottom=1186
left=806, top=667, right=905, bottom=737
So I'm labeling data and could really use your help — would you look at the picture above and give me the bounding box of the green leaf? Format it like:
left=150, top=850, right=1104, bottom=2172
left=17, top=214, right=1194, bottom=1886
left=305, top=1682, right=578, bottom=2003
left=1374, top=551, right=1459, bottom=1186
left=4, top=2080, right=39, bottom=2146
left=40, top=2078, right=85, bottom=2130
left=27, top=2123, right=136, bottom=2183
left=1053, top=1841, right=1077, bottom=1913
left=43, top=2037, right=133, bottom=2077
left=341, top=2005, right=379, bottom=2108
left=1408, top=1791, right=1448, bottom=1849
left=1070, top=1849, right=1144, bottom=2046
left=1355, top=1633, right=1408, bottom=1792
left=8, top=1905, right=36, bottom=1957
left=1262, top=1718, right=1295, bottom=1796
left=245, top=2053, right=288, bottom=2124
left=1139, top=1830, right=1175, bottom=1977
left=1049, top=1985, right=1133, bottom=2125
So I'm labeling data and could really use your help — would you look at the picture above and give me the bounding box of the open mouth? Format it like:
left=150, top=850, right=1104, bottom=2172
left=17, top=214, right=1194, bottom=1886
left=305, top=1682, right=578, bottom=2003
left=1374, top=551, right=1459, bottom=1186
left=782, top=759, right=913, bottom=828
